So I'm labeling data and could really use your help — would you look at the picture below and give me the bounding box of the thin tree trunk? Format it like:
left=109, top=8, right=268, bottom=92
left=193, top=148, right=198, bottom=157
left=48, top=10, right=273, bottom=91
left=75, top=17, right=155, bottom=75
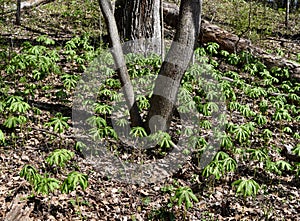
left=285, top=0, right=290, bottom=28
left=98, top=0, right=142, bottom=127
left=146, top=0, right=201, bottom=133
left=16, top=0, right=21, bottom=25
left=160, top=0, right=165, bottom=60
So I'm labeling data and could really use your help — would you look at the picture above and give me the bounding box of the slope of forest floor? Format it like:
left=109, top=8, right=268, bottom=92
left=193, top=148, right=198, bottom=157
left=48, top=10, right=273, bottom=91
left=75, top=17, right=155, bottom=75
left=0, top=0, right=300, bottom=220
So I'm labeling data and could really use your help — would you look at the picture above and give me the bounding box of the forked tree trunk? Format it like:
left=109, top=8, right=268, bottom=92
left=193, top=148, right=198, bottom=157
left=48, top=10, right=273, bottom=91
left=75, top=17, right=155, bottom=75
left=98, top=0, right=142, bottom=127
left=114, top=0, right=162, bottom=55
left=101, top=0, right=201, bottom=131
left=146, top=0, right=201, bottom=133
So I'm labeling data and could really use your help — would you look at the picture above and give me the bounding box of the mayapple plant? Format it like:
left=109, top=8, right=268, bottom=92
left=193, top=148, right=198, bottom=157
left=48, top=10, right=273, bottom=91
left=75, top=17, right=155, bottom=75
left=44, top=112, right=70, bottom=134
left=46, top=148, right=75, bottom=168
left=232, top=178, right=260, bottom=197
left=20, top=149, right=88, bottom=196
left=172, top=186, right=199, bottom=211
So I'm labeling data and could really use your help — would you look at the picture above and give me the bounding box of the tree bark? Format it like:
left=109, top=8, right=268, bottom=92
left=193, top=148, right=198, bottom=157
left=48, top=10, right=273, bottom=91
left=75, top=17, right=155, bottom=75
left=98, top=0, right=142, bottom=127
left=114, top=0, right=162, bottom=55
left=163, top=2, right=300, bottom=82
left=146, top=0, right=201, bottom=133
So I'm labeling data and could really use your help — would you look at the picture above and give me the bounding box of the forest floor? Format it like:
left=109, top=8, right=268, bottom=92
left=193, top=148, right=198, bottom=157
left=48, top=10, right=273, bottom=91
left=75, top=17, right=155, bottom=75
left=0, top=0, right=300, bottom=220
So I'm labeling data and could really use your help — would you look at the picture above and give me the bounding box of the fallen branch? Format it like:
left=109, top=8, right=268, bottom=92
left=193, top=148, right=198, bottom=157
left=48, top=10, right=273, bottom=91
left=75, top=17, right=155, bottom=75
left=221, top=76, right=288, bottom=97
left=20, top=0, right=54, bottom=9
left=163, top=2, right=300, bottom=82
left=31, top=126, right=89, bottom=139
left=1, top=0, right=54, bottom=15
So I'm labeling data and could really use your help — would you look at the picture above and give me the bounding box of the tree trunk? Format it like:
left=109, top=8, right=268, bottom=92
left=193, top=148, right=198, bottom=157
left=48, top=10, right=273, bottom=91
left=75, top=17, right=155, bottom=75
left=285, top=0, right=290, bottom=28
left=146, top=0, right=201, bottom=133
left=114, top=0, right=162, bottom=55
left=163, top=2, right=300, bottom=82
left=16, top=0, right=21, bottom=25
left=98, top=0, right=142, bottom=127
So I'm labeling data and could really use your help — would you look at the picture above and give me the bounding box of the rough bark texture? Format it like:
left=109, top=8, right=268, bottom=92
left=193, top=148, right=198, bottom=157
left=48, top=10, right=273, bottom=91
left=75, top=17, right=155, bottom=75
left=114, top=0, right=162, bottom=55
left=163, top=2, right=300, bottom=82
left=146, top=0, right=201, bottom=133
left=98, top=0, right=142, bottom=127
